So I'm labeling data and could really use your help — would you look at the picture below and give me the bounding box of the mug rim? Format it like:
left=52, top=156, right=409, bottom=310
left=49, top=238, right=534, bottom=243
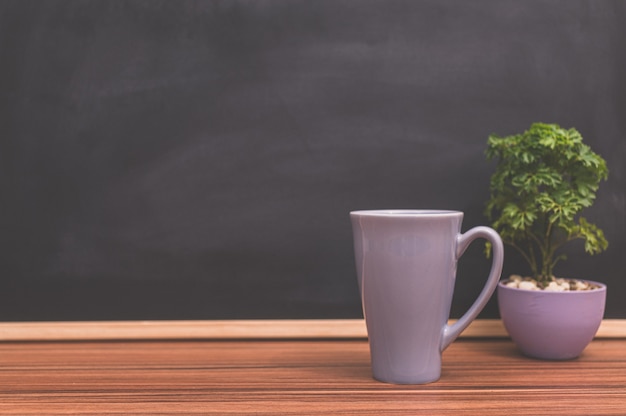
left=350, top=209, right=462, bottom=217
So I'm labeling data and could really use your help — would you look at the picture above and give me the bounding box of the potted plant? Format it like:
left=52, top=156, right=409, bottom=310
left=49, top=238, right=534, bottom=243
left=484, top=122, right=609, bottom=360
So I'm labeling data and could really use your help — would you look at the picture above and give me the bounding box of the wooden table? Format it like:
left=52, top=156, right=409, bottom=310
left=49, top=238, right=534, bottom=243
left=1, top=338, right=625, bottom=415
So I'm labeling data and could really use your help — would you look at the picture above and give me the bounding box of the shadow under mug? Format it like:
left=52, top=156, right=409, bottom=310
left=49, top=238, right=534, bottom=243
left=350, top=210, right=504, bottom=384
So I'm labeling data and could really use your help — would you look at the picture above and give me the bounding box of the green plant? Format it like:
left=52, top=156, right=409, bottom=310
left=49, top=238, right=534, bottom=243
left=485, top=122, right=608, bottom=286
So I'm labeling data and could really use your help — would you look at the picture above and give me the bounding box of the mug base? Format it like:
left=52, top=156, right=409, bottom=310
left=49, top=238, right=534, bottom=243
left=373, top=373, right=441, bottom=385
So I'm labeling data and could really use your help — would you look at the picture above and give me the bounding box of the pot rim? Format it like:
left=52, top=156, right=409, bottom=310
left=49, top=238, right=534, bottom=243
left=497, top=278, right=606, bottom=293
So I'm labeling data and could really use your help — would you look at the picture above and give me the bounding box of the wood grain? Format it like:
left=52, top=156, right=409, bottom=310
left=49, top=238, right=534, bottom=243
left=1, top=319, right=625, bottom=341
left=0, top=339, right=624, bottom=414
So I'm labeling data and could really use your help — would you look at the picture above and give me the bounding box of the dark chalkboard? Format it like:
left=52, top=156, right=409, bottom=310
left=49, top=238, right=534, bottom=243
left=1, top=0, right=624, bottom=321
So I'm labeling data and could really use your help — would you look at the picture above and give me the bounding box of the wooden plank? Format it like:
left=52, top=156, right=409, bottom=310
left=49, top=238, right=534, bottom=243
left=0, top=319, right=624, bottom=341
left=0, top=339, right=625, bottom=414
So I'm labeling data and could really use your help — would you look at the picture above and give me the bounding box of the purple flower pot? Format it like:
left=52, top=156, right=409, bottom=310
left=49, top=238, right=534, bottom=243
left=497, top=280, right=606, bottom=360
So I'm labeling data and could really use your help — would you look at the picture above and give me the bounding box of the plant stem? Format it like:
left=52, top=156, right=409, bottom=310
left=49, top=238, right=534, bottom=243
left=508, top=240, right=537, bottom=277
left=540, top=220, right=555, bottom=282
left=526, top=238, right=538, bottom=277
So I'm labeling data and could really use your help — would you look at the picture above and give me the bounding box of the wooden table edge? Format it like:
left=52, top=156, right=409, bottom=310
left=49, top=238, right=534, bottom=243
left=0, top=319, right=625, bottom=341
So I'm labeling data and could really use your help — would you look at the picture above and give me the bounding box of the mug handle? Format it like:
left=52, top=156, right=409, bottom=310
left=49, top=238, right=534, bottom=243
left=440, top=226, right=504, bottom=351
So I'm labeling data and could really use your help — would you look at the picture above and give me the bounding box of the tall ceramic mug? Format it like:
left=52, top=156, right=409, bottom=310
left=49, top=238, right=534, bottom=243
left=350, top=210, right=504, bottom=384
